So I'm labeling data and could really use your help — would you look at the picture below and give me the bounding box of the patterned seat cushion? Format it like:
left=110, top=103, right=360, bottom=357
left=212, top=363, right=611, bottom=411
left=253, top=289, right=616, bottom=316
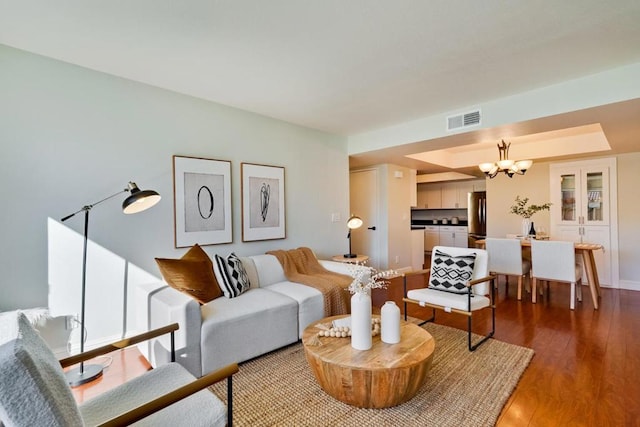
left=428, top=249, right=476, bottom=294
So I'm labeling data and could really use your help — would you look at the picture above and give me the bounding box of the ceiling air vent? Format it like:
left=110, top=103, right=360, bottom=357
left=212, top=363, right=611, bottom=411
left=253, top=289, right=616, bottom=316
left=446, top=109, right=481, bottom=131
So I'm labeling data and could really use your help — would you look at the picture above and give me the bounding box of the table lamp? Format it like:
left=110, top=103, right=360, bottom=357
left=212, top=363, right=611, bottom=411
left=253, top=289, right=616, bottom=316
left=344, top=215, right=363, bottom=258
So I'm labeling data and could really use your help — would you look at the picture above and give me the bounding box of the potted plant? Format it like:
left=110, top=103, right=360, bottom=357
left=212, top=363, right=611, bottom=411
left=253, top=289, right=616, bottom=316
left=510, top=196, right=551, bottom=237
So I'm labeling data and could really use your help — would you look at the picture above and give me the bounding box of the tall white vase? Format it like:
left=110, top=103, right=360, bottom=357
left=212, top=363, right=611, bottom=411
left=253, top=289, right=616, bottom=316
left=351, top=291, right=372, bottom=350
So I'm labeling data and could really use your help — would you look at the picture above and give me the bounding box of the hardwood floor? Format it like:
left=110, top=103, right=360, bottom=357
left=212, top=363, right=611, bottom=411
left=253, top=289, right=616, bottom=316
left=71, top=275, right=640, bottom=426
left=379, top=273, right=640, bottom=427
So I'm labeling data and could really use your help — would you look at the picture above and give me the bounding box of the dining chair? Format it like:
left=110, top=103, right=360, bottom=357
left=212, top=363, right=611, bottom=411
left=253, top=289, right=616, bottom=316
left=530, top=240, right=583, bottom=310
left=485, top=237, right=531, bottom=301
left=403, top=246, right=496, bottom=351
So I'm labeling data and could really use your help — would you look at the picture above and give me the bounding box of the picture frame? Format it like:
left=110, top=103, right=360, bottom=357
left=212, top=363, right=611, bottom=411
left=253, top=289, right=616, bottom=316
left=173, top=155, right=232, bottom=248
left=241, top=162, right=286, bottom=242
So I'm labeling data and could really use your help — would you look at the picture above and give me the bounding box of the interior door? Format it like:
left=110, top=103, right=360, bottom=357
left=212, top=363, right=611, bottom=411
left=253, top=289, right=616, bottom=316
left=349, top=169, right=380, bottom=268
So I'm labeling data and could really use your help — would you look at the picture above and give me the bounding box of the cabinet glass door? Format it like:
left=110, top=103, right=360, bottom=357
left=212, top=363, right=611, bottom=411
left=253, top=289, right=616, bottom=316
left=560, top=174, right=577, bottom=222
left=586, top=172, right=603, bottom=222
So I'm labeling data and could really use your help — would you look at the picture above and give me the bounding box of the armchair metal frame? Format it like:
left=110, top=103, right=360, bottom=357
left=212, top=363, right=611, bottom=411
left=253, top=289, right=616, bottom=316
left=403, top=269, right=497, bottom=351
left=60, top=323, right=238, bottom=427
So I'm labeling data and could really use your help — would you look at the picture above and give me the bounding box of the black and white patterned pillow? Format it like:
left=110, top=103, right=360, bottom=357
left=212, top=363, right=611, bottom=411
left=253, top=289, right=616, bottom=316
left=213, top=253, right=251, bottom=298
left=428, top=249, right=476, bottom=294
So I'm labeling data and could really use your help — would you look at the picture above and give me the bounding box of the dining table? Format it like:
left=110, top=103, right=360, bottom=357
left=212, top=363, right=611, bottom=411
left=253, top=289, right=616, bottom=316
left=476, top=239, right=603, bottom=309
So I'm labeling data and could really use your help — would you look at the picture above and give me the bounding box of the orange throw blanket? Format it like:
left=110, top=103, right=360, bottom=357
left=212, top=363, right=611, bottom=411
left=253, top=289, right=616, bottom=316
left=266, top=247, right=352, bottom=316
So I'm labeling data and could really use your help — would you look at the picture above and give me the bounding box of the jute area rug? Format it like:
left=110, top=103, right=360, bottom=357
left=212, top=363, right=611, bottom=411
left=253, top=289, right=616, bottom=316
left=210, top=323, right=534, bottom=427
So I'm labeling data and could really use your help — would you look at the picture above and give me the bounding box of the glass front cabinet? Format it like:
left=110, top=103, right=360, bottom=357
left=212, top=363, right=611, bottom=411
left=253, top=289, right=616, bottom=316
left=549, top=158, right=618, bottom=287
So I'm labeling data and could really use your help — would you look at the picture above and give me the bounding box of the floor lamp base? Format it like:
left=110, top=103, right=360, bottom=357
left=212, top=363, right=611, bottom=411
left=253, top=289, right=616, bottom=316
left=66, top=364, right=103, bottom=387
left=343, top=253, right=357, bottom=258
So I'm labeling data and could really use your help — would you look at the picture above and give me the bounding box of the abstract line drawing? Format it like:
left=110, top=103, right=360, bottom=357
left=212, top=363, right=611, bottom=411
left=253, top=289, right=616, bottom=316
left=242, top=163, right=285, bottom=242
left=197, top=185, right=214, bottom=219
left=260, top=183, right=270, bottom=222
left=173, top=156, right=232, bottom=247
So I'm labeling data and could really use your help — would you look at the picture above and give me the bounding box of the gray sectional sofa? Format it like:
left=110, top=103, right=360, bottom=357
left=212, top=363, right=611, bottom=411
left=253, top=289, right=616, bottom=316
left=137, top=253, right=360, bottom=377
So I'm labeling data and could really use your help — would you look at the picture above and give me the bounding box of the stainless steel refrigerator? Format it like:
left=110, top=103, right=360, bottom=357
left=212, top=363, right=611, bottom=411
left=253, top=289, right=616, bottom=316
left=467, top=191, right=487, bottom=247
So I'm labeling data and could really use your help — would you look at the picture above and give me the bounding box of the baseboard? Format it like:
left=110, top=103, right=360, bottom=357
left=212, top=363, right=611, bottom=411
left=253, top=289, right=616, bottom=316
left=618, top=280, right=640, bottom=292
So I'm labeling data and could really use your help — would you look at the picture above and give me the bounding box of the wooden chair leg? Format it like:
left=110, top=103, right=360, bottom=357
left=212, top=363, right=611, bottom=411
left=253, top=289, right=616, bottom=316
left=532, top=277, right=537, bottom=303
left=570, top=281, right=576, bottom=310
left=517, top=275, right=523, bottom=301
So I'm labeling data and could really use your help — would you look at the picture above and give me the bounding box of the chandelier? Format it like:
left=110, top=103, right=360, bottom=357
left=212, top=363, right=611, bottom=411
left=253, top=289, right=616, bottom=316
left=478, top=140, right=533, bottom=178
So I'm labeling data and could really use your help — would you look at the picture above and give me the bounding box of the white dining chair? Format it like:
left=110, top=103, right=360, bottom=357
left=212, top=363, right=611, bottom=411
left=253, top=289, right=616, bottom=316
left=485, top=237, right=531, bottom=301
left=530, top=240, right=583, bottom=310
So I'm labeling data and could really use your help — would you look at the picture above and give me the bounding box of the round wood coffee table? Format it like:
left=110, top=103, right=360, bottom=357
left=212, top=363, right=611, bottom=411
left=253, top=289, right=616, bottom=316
left=302, top=314, right=435, bottom=408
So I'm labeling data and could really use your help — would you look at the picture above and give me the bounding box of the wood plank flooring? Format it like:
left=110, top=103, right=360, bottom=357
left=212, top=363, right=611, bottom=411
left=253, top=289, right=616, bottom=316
left=380, top=272, right=640, bottom=427
left=72, top=274, right=640, bottom=426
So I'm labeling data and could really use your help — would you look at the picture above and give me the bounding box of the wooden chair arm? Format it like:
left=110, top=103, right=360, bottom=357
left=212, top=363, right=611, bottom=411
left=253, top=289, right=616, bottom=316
left=402, top=268, right=430, bottom=278
left=59, top=323, right=179, bottom=368
left=467, top=274, right=497, bottom=287
left=97, top=363, right=239, bottom=427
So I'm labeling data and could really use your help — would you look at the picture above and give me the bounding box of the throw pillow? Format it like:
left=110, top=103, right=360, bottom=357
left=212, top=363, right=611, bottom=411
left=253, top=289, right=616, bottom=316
left=428, top=249, right=476, bottom=294
left=155, top=244, right=222, bottom=304
left=213, top=252, right=251, bottom=298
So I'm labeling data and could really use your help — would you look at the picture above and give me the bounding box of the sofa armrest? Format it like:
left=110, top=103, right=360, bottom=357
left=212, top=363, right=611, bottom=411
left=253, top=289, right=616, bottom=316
left=136, top=282, right=204, bottom=377
left=319, top=260, right=369, bottom=279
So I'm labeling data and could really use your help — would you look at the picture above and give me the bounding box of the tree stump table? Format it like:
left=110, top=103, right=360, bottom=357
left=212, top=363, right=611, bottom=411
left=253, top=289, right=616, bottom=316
left=301, top=314, right=435, bottom=408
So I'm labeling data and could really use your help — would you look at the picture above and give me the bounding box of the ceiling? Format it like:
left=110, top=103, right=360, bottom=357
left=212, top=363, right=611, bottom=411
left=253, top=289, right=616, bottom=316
left=2, top=1, right=639, bottom=177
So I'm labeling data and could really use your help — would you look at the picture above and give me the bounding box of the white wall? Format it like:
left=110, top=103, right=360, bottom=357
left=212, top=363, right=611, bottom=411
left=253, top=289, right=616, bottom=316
left=0, top=45, right=350, bottom=343
left=486, top=162, right=552, bottom=238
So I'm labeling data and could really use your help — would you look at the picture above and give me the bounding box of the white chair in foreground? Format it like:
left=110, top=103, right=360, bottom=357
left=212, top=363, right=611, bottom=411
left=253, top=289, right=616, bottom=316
left=0, top=312, right=238, bottom=427
left=403, top=246, right=497, bottom=351
left=530, top=240, right=583, bottom=310
left=485, top=237, right=531, bottom=301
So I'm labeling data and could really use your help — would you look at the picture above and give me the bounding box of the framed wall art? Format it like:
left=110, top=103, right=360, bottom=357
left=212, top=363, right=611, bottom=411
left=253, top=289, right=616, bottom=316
left=173, top=155, right=232, bottom=247
left=241, top=162, right=285, bottom=242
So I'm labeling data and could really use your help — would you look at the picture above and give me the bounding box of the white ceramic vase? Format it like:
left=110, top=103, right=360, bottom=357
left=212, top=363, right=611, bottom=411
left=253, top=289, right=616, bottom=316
left=381, top=301, right=401, bottom=344
left=351, top=291, right=372, bottom=350
left=521, top=218, right=531, bottom=237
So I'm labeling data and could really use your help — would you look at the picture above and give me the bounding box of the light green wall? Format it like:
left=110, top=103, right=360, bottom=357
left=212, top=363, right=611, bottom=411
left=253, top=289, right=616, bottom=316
left=0, top=45, right=350, bottom=314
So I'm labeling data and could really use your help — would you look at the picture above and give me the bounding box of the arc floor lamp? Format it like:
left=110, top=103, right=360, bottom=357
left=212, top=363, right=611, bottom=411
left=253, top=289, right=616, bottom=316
left=61, top=182, right=161, bottom=386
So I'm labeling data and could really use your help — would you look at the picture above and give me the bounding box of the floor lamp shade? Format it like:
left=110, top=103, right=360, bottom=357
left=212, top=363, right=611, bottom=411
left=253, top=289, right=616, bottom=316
left=61, top=181, right=160, bottom=387
left=344, top=215, right=363, bottom=258
left=122, top=182, right=161, bottom=214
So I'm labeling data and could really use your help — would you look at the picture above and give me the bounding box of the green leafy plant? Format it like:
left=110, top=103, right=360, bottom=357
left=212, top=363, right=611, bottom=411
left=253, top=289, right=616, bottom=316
left=509, top=196, right=551, bottom=219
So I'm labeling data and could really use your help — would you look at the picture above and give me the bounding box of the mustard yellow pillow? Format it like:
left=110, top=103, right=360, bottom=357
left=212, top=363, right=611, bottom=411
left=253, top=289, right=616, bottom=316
left=155, top=244, right=222, bottom=304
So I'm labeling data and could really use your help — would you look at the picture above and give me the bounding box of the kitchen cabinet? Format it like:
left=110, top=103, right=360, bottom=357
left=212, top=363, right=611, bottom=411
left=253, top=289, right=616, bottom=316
left=424, top=226, right=440, bottom=253
left=416, top=184, right=442, bottom=209
left=439, top=226, right=468, bottom=248
left=549, top=158, right=617, bottom=286
left=415, top=180, right=484, bottom=210
left=409, top=169, right=417, bottom=207
left=441, top=182, right=474, bottom=209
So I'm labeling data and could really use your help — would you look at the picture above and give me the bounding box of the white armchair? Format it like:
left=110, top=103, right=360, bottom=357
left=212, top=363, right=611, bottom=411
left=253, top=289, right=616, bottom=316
left=0, top=312, right=238, bottom=427
left=403, top=246, right=497, bottom=351
left=530, top=240, right=583, bottom=310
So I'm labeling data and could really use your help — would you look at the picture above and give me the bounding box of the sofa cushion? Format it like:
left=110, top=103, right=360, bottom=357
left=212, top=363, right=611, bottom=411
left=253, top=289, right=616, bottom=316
left=429, top=249, right=476, bottom=294
left=0, top=312, right=84, bottom=426
left=263, top=281, right=324, bottom=338
left=248, top=254, right=287, bottom=287
left=155, top=244, right=222, bottom=304
left=407, top=288, right=490, bottom=312
left=213, top=253, right=251, bottom=298
left=200, top=288, right=298, bottom=374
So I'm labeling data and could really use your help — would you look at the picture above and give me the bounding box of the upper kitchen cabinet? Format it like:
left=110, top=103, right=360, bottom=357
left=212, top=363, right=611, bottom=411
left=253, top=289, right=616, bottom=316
left=416, top=183, right=442, bottom=209
left=441, top=181, right=474, bottom=209
left=414, top=179, right=486, bottom=210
